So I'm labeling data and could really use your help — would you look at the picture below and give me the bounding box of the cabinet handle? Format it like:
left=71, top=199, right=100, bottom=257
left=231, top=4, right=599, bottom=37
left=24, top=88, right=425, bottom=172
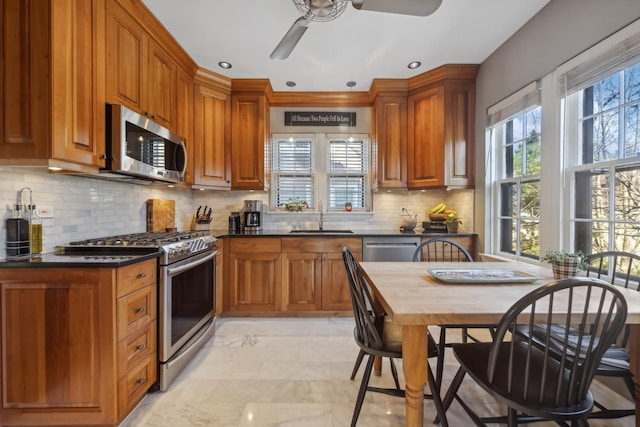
left=316, top=256, right=321, bottom=261
left=152, top=115, right=157, bottom=120
left=136, top=377, right=146, bottom=385
left=135, top=307, right=145, bottom=313
left=137, top=272, right=147, bottom=279
left=136, top=344, right=145, bottom=351
left=99, top=154, right=107, bottom=160
left=144, top=111, right=151, bottom=117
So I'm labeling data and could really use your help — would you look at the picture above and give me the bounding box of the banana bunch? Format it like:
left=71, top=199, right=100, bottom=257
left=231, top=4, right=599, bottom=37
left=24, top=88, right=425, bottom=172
left=428, top=201, right=447, bottom=214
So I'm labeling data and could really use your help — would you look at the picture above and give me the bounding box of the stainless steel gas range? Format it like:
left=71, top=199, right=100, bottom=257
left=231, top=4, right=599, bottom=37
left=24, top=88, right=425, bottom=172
left=65, top=230, right=218, bottom=391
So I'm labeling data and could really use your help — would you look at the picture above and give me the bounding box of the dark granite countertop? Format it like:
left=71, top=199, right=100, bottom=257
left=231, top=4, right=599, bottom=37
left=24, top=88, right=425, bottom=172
left=0, top=250, right=160, bottom=268
left=209, top=229, right=477, bottom=238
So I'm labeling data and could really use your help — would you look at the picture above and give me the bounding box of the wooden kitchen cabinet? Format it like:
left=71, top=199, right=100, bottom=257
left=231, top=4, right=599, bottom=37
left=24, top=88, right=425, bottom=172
left=193, top=70, right=232, bottom=189
left=228, top=238, right=282, bottom=312
left=0, top=0, right=106, bottom=170
left=0, top=258, right=158, bottom=426
left=371, top=81, right=409, bottom=190
left=230, top=80, right=272, bottom=190
left=106, top=0, right=176, bottom=129
left=176, top=66, right=195, bottom=184
left=407, top=65, right=478, bottom=189
left=281, top=238, right=361, bottom=312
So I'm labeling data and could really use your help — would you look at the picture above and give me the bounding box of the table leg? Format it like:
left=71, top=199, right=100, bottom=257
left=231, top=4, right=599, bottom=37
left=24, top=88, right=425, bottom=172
left=374, top=355, right=382, bottom=376
left=402, top=324, right=428, bottom=427
left=628, top=324, right=640, bottom=427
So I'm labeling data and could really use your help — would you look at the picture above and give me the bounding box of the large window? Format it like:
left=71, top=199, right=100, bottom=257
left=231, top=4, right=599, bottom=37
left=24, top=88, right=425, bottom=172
left=271, top=133, right=371, bottom=211
left=566, top=63, right=640, bottom=256
left=489, top=85, right=542, bottom=259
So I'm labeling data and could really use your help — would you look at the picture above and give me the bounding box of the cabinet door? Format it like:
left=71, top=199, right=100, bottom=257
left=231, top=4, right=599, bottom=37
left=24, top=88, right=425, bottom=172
left=374, top=95, right=408, bottom=189
left=176, top=67, right=194, bottom=184
left=321, top=251, right=359, bottom=311
left=229, top=252, right=281, bottom=312
left=0, top=1, right=49, bottom=159
left=146, top=39, right=175, bottom=129
left=194, top=83, right=231, bottom=188
left=106, top=0, right=145, bottom=112
left=282, top=252, right=321, bottom=311
left=0, top=270, right=116, bottom=425
left=51, top=0, right=105, bottom=167
left=231, top=94, right=266, bottom=190
left=444, top=83, right=475, bottom=187
left=408, top=86, right=445, bottom=189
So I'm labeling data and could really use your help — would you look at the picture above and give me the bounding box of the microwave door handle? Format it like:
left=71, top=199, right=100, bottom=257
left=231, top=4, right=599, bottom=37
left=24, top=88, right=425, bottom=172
left=179, top=140, right=187, bottom=176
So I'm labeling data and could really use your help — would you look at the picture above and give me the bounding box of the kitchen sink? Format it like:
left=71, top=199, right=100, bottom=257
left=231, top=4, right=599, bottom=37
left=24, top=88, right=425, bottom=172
left=289, top=229, right=354, bottom=234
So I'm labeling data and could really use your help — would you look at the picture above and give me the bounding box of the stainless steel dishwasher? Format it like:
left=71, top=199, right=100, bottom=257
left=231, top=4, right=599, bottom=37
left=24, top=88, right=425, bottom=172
left=362, top=236, right=421, bottom=262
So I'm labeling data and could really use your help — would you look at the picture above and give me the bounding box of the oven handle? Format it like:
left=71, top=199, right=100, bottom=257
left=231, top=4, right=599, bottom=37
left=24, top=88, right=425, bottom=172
left=166, top=251, right=216, bottom=276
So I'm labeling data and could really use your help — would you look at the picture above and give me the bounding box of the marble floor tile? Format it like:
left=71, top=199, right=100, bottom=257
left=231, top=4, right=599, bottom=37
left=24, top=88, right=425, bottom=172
left=123, top=317, right=636, bottom=426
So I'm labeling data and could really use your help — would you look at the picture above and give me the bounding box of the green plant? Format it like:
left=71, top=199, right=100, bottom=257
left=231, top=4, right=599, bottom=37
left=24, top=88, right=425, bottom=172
left=442, top=211, right=461, bottom=225
left=540, top=250, right=588, bottom=270
left=281, top=199, right=309, bottom=212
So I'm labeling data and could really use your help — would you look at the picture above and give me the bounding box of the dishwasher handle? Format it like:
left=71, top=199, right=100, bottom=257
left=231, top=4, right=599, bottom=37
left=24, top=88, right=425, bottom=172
left=364, top=242, right=419, bottom=248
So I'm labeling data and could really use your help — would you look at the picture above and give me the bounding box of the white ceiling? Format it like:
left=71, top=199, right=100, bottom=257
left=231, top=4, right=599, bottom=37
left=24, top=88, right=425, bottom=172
left=142, top=0, right=550, bottom=92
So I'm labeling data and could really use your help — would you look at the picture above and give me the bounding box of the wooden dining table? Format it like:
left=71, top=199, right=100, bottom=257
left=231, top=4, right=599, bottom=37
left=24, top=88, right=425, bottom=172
left=359, top=261, right=640, bottom=427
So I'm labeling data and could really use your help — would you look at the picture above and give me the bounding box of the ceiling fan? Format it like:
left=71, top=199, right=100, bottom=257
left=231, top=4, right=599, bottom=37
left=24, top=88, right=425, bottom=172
left=270, top=0, right=443, bottom=60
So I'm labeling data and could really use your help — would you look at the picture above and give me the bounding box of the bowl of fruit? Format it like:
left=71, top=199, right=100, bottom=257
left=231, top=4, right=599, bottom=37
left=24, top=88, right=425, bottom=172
left=428, top=201, right=455, bottom=221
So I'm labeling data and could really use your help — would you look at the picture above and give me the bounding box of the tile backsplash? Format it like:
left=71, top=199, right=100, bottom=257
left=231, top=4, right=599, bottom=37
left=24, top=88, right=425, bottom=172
left=0, top=168, right=474, bottom=256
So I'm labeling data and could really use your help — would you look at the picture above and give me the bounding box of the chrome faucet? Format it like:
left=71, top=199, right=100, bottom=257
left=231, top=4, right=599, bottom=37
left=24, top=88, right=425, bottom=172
left=318, top=201, right=324, bottom=230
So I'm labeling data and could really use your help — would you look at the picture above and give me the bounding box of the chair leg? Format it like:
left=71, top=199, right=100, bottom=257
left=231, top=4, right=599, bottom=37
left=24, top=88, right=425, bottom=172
left=436, top=327, right=447, bottom=390
left=434, top=366, right=466, bottom=424
left=350, top=349, right=366, bottom=380
left=507, top=407, right=517, bottom=427
left=389, top=358, right=401, bottom=390
left=428, top=362, right=449, bottom=427
left=351, top=354, right=375, bottom=427
left=461, top=326, right=469, bottom=343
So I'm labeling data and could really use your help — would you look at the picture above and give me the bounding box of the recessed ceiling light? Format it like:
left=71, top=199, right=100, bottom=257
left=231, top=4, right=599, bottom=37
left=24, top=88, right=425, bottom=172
left=286, top=81, right=296, bottom=88
left=218, top=61, right=232, bottom=69
left=346, top=81, right=357, bottom=88
left=408, top=61, right=422, bottom=69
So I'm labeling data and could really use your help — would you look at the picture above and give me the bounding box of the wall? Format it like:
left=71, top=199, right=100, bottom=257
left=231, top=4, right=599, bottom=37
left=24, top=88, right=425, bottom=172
left=0, top=167, right=474, bottom=258
left=474, top=0, right=640, bottom=252
left=0, top=168, right=192, bottom=255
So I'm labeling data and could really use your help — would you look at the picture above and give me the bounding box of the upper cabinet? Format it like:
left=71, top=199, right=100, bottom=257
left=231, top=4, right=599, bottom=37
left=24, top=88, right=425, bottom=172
left=193, top=69, right=232, bottom=189
left=407, top=64, right=478, bottom=190
left=370, top=80, right=409, bottom=190
left=231, top=80, right=273, bottom=190
left=106, top=0, right=176, bottom=130
left=0, top=0, right=106, bottom=171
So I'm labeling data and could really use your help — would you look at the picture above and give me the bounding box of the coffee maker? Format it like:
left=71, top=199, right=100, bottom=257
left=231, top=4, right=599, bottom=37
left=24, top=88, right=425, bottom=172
left=243, top=200, right=262, bottom=232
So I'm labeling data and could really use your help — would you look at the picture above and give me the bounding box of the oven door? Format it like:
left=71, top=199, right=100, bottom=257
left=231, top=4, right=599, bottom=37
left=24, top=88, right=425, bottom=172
left=159, top=250, right=216, bottom=362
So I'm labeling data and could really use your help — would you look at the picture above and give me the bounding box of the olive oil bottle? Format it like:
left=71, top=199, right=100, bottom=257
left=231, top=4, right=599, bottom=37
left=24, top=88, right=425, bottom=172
left=28, top=204, right=42, bottom=254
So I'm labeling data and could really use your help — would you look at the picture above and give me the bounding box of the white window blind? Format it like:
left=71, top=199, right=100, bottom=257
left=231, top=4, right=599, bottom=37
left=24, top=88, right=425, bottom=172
left=487, top=81, right=541, bottom=127
left=558, top=20, right=640, bottom=95
left=273, top=137, right=314, bottom=209
left=328, top=138, right=368, bottom=210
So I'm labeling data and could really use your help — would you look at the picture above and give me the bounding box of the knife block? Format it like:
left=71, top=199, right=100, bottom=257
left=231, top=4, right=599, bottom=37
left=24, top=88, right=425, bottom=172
left=191, top=215, right=212, bottom=231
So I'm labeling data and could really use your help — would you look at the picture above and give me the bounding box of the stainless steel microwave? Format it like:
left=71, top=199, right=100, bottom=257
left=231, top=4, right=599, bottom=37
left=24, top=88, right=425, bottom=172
left=104, top=104, right=187, bottom=184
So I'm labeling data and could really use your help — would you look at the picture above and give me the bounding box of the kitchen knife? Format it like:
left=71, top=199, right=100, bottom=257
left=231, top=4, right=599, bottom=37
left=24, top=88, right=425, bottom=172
left=195, top=206, right=201, bottom=220
left=201, top=206, right=207, bottom=220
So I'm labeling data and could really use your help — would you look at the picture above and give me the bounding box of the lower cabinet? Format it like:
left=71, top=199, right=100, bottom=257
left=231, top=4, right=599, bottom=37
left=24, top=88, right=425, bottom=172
left=228, top=238, right=282, bottom=312
left=0, top=258, right=157, bottom=426
left=225, top=237, right=361, bottom=314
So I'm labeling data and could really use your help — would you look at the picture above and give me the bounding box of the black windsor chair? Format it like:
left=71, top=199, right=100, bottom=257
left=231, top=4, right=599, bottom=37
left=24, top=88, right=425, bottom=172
left=439, top=277, right=628, bottom=426
left=342, top=246, right=448, bottom=426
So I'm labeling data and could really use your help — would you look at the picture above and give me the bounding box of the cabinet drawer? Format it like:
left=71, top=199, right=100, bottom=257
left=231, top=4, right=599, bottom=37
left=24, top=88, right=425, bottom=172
left=117, top=285, right=157, bottom=341
left=117, top=320, right=157, bottom=378
left=117, top=353, right=157, bottom=417
left=117, top=258, right=157, bottom=297
left=282, top=237, right=362, bottom=253
left=230, top=238, right=281, bottom=253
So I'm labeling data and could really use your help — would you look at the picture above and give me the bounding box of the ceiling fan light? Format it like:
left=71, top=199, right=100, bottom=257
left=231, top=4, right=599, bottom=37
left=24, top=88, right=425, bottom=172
left=408, top=61, right=421, bottom=69
left=218, top=61, right=232, bottom=69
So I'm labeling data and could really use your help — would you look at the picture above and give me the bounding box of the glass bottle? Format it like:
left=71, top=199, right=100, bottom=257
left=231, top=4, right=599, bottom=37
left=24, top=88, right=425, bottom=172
left=28, top=204, right=43, bottom=254
left=6, top=204, right=30, bottom=258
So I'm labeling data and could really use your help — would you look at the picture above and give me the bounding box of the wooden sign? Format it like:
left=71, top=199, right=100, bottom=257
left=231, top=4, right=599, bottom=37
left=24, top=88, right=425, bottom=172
left=284, top=111, right=356, bottom=127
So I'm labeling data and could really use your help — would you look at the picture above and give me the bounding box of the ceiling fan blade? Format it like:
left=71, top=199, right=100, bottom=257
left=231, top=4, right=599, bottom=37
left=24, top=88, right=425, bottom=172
left=351, top=0, right=442, bottom=16
left=270, top=16, right=312, bottom=60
